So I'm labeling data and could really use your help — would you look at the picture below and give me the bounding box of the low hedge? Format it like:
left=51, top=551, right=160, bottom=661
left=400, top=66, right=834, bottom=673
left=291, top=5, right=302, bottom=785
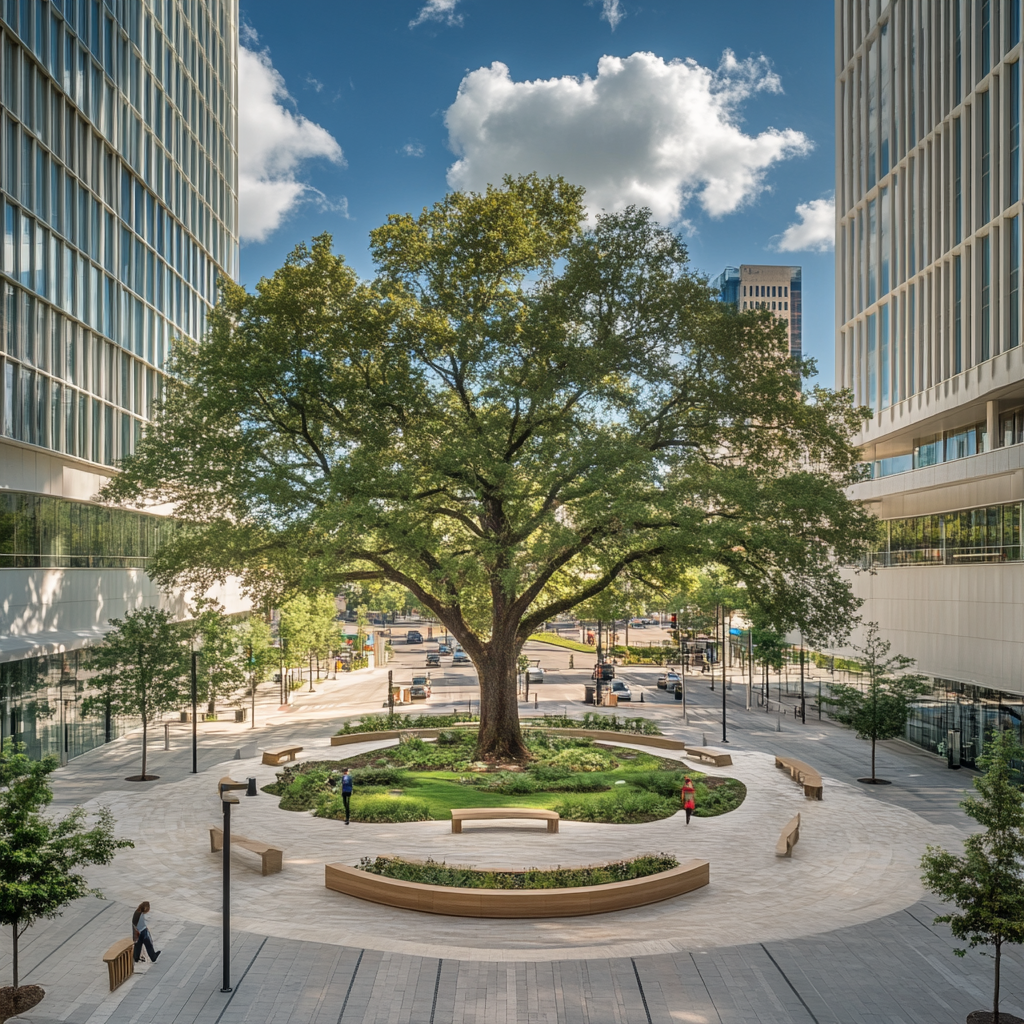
left=356, top=853, right=678, bottom=889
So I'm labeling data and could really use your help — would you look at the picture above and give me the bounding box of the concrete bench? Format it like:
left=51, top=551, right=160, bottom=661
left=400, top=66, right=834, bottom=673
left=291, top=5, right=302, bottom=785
left=775, top=813, right=801, bottom=857
left=102, top=938, right=134, bottom=991
left=450, top=807, right=559, bottom=834
left=209, top=826, right=283, bottom=875
left=685, top=746, right=733, bottom=767
left=775, top=755, right=823, bottom=800
left=261, top=745, right=303, bottom=766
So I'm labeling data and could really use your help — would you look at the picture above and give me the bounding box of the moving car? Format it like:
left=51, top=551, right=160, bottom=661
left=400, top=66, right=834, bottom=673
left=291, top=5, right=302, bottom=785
left=406, top=630, right=423, bottom=644
left=438, top=643, right=452, bottom=655
left=657, top=671, right=680, bottom=689
left=425, top=652, right=441, bottom=667
left=452, top=650, right=471, bottom=665
left=611, top=680, right=632, bottom=701
left=592, top=663, right=615, bottom=681
left=526, top=667, right=545, bottom=685
left=411, top=674, right=432, bottom=697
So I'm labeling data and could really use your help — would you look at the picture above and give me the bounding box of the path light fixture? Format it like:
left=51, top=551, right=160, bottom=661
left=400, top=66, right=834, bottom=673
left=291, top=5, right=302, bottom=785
left=217, top=776, right=258, bottom=993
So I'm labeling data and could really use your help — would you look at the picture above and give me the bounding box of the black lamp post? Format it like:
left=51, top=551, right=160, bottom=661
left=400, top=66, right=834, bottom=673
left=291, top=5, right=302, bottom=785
left=800, top=643, right=806, bottom=724
left=720, top=606, right=728, bottom=744
left=191, top=651, right=199, bottom=774
left=308, top=650, right=315, bottom=693
left=217, top=776, right=258, bottom=992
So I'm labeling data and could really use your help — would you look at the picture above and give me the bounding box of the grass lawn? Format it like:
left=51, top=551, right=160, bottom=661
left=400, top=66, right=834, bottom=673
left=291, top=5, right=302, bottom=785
left=527, top=632, right=596, bottom=653
left=402, top=771, right=567, bottom=817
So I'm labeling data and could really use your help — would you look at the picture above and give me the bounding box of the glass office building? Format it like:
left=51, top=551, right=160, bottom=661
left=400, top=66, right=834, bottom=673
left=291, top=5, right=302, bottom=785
left=0, top=0, right=239, bottom=761
left=837, top=0, right=1024, bottom=767
left=712, top=263, right=803, bottom=361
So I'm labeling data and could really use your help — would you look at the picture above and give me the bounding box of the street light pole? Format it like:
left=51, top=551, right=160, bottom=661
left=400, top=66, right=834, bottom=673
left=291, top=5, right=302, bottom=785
left=308, top=650, right=315, bottom=693
left=800, top=643, right=806, bottom=724
left=191, top=651, right=199, bottom=774
left=218, top=777, right=257, bottom=993
left=248, top=645, right=255, bottom=728
left=721, top=605, right=728, bottom=744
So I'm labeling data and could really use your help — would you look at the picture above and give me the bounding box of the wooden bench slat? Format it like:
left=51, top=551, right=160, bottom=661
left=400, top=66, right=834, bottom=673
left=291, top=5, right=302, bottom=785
left=774, top=756, right=823, bottom=799
left=262, top=746, right=303, bottom=766
left=685, top=747, right=733, bottom=767
left=775, top=813, right=801, bottom=857
left=450, top=807, right=559, bottom=834
left=209, top=826, right=284, bottom=875
left=102, top=938, right=134, bottom=991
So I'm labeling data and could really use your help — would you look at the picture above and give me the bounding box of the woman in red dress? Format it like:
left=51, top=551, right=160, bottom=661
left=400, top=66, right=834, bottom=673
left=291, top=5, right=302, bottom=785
left=681, top=776, right=696, bottom=824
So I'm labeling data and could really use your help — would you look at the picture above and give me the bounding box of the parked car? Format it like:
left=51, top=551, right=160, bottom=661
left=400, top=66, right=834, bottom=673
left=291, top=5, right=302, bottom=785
left=592, top=663, right=615, bottom=681
left=425, top=652, right=441, bottom=667
left=657, top=671, right=680, bottom=689
left=526, top=667, right=545, bottom=685
left=452, top=650, right=471, bottom=665
left=611, top=680, right=632, bottom=701
left=410, top=684, right=429, bottom=699
left=629, top=620, right=646, bottom=629
left=438, top=643, right=452, bottom=655
left=411, top=674, right=432, bottom=696
left=406, top=630, right=423, bottom=644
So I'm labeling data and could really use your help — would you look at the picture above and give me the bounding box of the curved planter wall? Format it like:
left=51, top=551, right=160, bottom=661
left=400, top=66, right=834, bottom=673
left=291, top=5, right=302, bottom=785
left=324, top=859, right=709, bottom=918
left=330, top=727, right=686, bottom=750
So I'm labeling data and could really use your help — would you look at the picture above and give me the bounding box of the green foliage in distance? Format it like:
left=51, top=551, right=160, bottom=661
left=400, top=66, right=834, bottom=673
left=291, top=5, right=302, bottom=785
left=921, top=730, right=1024, bottom=1024
left=821, top=623, right=931, bottom=781
left=105, top=174, right=874, bottom=759
left=80, top=608, right=190, bottom=779
left=0, top=745, right=133, bottom=991
left=188, top=596, right=245, bottom=712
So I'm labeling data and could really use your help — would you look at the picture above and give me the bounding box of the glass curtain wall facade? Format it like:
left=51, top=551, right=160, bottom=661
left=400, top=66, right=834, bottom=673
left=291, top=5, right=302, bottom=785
left=0, top=0, right=238, bottom=762
left=0, top=0, right=238, bottom=463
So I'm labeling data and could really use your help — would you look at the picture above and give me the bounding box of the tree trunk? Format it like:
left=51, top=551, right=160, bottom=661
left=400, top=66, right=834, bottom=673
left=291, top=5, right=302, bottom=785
left=994, top=937, right=1001, bottom=1024
left=870, top=736, right=876, bottom=781
left=474, top=641, right=528, bottom=761
left=11, top=921, right=18, bottom=991
left=140, top=677, right=148, bottom=779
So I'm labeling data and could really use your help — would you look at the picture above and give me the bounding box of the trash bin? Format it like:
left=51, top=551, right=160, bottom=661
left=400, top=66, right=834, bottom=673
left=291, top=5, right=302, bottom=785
left=584, top=685, right=596, bottom=705
left=234, top=708, right=248, bottom=722
left=674, top=687, right=683, bottom=701
left=605, top=693, right=618, bottom=707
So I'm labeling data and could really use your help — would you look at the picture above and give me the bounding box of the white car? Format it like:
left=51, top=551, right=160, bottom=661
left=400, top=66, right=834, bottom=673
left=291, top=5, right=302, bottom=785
left=526, top=667, right=545, bottom=685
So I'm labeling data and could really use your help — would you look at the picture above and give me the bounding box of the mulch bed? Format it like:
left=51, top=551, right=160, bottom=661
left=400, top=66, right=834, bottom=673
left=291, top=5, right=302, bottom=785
left=0, top=985, right=45, bottom=1023
left=966, top=1012, right=1024, bottom=1024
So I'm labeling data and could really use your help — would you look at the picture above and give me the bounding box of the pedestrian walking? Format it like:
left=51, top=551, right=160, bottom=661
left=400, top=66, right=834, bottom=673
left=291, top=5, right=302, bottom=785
left=681, top=776, right=696, bottom=825
left=339, top=767, right=353, bottom=824
left=132, top=902, right=161, bottom=963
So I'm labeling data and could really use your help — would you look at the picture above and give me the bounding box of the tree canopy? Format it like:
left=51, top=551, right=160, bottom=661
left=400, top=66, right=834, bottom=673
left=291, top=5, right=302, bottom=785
left=106, top=174, right=874, bottom=758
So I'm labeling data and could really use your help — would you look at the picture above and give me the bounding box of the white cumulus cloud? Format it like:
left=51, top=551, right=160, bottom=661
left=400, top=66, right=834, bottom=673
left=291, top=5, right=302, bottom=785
left=600, top=0, right=625, bottom=30
left=775, top=195, right=835, bottom=252
left=238, top=46, right=345, bottom=243
left=444, top=51, right=811, bottom=226
left=410, top=0, right=462, bottom=28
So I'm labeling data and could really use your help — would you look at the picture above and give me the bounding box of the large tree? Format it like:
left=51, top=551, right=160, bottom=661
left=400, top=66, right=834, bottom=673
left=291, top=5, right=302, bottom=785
left=106, top=175, right=873, bottom=759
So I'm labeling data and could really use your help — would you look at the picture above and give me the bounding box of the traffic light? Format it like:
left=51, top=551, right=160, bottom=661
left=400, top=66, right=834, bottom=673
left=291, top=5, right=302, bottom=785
left=670, top=614, right=677, bottom=624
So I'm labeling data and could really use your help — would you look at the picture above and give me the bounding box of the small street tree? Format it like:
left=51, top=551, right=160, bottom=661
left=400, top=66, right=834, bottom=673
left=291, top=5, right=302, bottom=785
left=81, top=608, right=190, bottom=780
left=921, top=729, right=1024, bottom=1024
left=278, top=594, right=314, bottom=678
left=821, top=622, right=930, bottom=782
left=0, top=745, right=133, bottom=1001
left=236, top=616, right=277, bottom=712
left=189, top=597, right=245, bottom=714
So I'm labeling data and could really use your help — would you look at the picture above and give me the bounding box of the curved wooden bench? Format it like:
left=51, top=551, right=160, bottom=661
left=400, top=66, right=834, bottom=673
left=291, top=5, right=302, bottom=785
left=325, top=859, right=710, bottom=917
left=209, top=826, right=283, bottom=875
left=102, top=938, right=134, bottom=991
left=330, top=727, right=685, bottom=750
left=684, top=747, right=733, bottom=767
left=775, top=755, right=823, bottom=800
left=451, top=808, right=559, bottom=834
left=775, top=813, right=800, bottom=857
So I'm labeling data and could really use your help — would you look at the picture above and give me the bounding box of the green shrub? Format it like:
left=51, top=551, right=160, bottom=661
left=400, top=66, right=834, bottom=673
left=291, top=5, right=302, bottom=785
left=483, top=772, right=537, bottom=795
left=436, top=730, right=463, bottom=746
left=541, top=747, right=615, bottom=773
left=335, top=713, right=480, bottom=735
left=357, top=853, right=678, bottom=888
left=353, top=766, right=409, bottom=787
left=317, top=793, right=432, bottom=823
left=277, top=768, right=333, bottom=811
left=693, top=777, right=747, bottom=817
left=553, top=788, right=678, bottom=823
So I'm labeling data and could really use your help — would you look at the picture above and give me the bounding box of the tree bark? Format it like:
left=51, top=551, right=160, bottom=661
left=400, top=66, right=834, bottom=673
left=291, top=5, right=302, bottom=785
left=474, top=640, right=528, bottom=761
left=994, top=937, right=1001, bottom=1024
left=140, top=676, right=148, bottom=779
left=871, top=737, right=876, bottom=781
left=12, top=921, right=18, bottom=991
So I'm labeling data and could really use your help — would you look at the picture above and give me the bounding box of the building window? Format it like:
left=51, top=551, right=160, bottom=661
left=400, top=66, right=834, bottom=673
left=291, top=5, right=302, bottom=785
left=868, top=198, right=877, bottom=304
left=981, top=234, right=991, bottom=361
left=1013, top=0, right=1022, bottom=47
left=954, top=117, right=962, bottom=244
left=908, top=282, right=916, bottom=395
left=880, top=185, right=890, bottom=295
left=867, top=311, right=878, bottom=412
left=954, top=255, right=963, bottom=375
left=982, top=0, right=992, bottom=75
left=981, top=90, right=991, bottom=225
left=1011, top=216, right=1021, bottom=349
left=1013, top=63, right=1021, bottom=206
left=880, top=303, right=890, bottom=409
left=955, top=0, right=963, bottom=101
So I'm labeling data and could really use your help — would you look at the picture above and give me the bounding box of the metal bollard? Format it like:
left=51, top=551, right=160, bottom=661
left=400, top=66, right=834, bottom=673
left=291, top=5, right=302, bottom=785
left=164, top=722, right=170, bottom=750
left=534, top=695, right=538, bottom=709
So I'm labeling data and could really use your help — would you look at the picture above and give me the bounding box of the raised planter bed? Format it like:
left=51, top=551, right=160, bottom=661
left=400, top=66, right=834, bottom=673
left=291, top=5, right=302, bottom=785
left=324, top=858, right=709, bottom=917
left=330, top=727, right=686, bottom=750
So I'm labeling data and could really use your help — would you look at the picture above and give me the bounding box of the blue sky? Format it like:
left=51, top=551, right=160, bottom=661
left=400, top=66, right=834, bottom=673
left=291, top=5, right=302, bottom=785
left=237, top=0, right=838, bottom=383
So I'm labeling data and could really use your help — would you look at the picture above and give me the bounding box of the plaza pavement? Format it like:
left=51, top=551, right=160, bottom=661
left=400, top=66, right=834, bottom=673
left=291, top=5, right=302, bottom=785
left=4, top=644, right=1022, bottom=1023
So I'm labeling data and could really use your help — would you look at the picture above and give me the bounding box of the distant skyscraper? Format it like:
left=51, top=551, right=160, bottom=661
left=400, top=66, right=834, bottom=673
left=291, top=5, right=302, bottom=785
left=837, top=0, right=1024, bottom=767
left=0, top=0, right=244, bottom=759
left=712, top=264, right=802, bottom=361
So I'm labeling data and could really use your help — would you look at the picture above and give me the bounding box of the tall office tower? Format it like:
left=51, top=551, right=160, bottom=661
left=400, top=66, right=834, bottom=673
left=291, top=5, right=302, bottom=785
left=712, top=264, right=803, bottom=360
left=0, top=0, right=243, bottom=759
left=837, top=0, right=1024, bottom=765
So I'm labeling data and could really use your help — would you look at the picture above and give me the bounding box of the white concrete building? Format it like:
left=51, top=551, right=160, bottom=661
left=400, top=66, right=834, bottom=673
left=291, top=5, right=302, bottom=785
left=836, top=0, right=1024, bottom=764
left=0, top=0, right=246, bottom=759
